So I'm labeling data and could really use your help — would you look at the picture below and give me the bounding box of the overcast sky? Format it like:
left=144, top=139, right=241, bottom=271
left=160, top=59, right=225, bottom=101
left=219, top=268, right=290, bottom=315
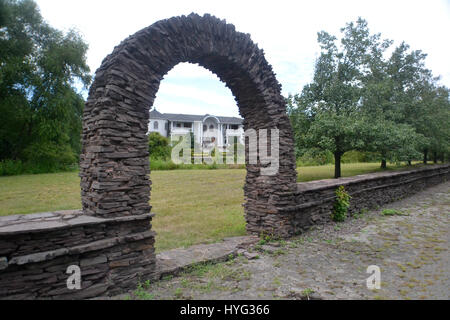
left=35, top=0, right=450, bottom=118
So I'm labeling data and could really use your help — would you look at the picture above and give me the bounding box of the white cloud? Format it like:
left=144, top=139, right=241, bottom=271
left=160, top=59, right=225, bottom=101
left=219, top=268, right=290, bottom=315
left=154, top=63, right=239, bottom=116
left=154, top=81, right=238, bottom=116
left=161, top=63, right=219, bottom=81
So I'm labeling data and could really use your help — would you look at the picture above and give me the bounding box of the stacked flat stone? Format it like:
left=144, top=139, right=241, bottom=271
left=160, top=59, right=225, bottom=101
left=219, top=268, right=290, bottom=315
left=80, top=13, right=298, bottom=236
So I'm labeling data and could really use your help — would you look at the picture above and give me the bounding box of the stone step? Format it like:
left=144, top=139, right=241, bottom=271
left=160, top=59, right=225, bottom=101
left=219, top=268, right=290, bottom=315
left=154, top=235, right=259, bottom=279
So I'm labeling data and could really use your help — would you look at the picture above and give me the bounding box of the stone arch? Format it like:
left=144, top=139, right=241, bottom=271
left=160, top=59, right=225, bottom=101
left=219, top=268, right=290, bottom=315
left=80, top=13, right=298, bottom=237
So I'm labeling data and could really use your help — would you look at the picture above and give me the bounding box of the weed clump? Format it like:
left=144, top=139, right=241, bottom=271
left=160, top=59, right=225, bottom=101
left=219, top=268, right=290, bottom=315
left=332, top=186, right=351, bottom=222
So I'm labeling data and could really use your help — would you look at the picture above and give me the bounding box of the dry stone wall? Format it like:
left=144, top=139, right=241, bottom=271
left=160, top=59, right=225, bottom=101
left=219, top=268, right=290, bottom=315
left=281, top=164, right=450, bottom=236
left=0, top=211, right=155, bottom=299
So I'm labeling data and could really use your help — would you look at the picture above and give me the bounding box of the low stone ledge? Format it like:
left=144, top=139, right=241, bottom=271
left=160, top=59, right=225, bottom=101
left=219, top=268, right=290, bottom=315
left=282, top=165, right=449, bottom=213
left=154, top=236, right=258, bottom=279
left=0, top=210, right=154, bottom=235
left=286, top=164, right=449, bottom=235
left=0, top=211, right=155, bottom=258
left=295, top=164, right=449, bottom=193
left=107, top=235, right=259, bottom=299
left=0, top=211, right=157, bottom=299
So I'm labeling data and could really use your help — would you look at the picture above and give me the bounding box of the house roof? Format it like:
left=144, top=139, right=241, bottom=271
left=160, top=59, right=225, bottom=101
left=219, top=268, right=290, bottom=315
left=150, top=109, right=165, bottom=119
left=150, top=109, right=243, bottom=125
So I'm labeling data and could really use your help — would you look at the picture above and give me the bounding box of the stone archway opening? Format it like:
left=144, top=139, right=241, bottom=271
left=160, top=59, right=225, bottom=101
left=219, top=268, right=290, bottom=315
left=80, top=13, right=298, bottom=260
left=148, top=62, right=247, bottom=251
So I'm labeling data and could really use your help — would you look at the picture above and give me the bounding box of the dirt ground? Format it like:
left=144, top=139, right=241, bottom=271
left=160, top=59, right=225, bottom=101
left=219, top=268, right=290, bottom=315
left=122, top=181, right=450, bottom=300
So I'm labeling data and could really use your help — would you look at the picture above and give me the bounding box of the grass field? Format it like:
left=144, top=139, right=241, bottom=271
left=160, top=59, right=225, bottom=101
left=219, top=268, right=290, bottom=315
left=0, top=162, right=415, bottom=251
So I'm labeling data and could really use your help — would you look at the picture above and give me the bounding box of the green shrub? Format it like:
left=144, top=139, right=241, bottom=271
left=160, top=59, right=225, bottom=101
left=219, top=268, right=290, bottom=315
left=297, top=149, right=334, bottom=166
left=21, top=141, right=77, bottom=172
left=342, top=150, right=381, bottom=163
left=0, top=139, right=79, bottom=176
left=148, top=132, right=171, bottom=160
left=332, top=186, right=351, bottom=222
left=297, top=149, right=382, bottom=166
left=149, top=158, right=245, bottom=171
left=0, top=158, right=78, bottom=176
left=0, top=159, right=24, bottom=176
left=149, top=158, right=178, bottom=170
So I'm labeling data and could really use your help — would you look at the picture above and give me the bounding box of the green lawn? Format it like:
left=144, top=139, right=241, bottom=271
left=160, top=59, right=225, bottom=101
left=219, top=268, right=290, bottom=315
left=0, top=162, right=415, bottom=251
left=296, top=162, right=409, bottom=181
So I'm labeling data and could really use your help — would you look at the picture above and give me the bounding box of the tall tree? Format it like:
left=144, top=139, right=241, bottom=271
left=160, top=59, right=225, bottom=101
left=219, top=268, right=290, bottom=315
left=286, top=94, right=315, bottom=159
left=422, top=85, right=450, bottom=163
left=295, top=18, right=376, bottom=178
left=359, top=36, right=426, bottom=167
left=0, top=0, right=91, bottom=170
left=386, top=42, right=437, bottom=164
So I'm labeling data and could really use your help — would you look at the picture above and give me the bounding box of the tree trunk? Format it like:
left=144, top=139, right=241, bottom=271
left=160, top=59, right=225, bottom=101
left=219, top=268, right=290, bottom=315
left=423, top=149, right=428, bottom=164
left=334, top=152, right=342, bottom=179
left=381, top=159, right=387, bottom=169
left=433, top=151, right=438, bottom=164
left=407, top=160, right=412, bottom=166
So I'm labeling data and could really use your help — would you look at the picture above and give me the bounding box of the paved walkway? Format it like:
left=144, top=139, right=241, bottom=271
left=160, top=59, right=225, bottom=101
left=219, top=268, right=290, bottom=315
left=116, top=181, right=449, bottom=300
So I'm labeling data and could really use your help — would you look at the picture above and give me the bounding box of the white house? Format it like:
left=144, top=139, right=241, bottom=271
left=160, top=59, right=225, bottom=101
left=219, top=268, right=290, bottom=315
left=149, top=109, right=244, bottom=151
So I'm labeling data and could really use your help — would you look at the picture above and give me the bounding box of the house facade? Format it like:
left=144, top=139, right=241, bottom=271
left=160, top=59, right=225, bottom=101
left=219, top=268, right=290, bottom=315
left=149, top=109, right=244, bottom=150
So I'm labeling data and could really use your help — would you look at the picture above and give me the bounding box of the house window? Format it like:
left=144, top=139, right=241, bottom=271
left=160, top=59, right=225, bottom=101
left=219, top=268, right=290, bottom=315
left=203, top=124, right=207, bottom=132
left=183, top=122, right=192, bottom=128
left=209, top=124, right=214, bottom=130
left=176, top=123, right=181, bottom=128
left=231, top=124, right=239, bottom=130
left=153, top=121, right=159, bottom=130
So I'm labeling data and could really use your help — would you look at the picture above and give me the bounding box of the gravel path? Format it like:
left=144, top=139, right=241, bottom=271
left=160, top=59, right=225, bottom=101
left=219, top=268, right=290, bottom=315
left=122, top=181, right=450, bottom=300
